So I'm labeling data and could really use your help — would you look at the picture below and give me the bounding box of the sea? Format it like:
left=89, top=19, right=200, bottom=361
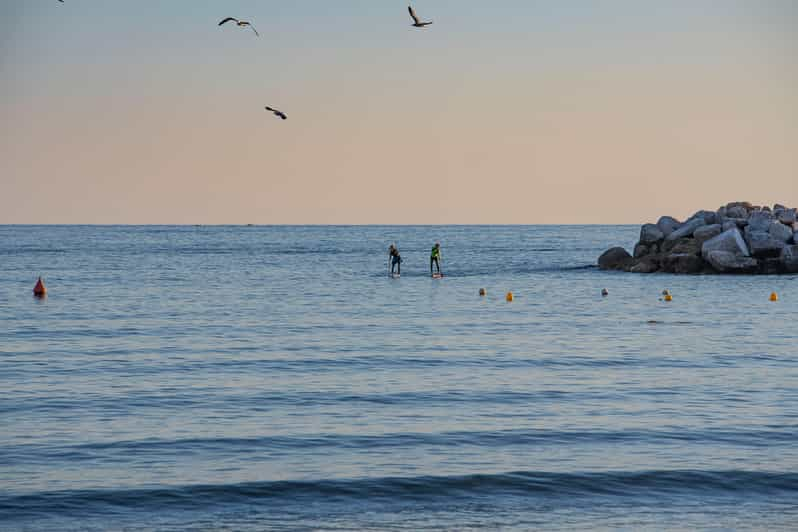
left=1, top=225, right=797, bottom=531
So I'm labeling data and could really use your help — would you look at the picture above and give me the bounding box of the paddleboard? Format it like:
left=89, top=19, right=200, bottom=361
left=391, top=273, right=401, bottom=279
left=432, top=273, right=443, bottom=279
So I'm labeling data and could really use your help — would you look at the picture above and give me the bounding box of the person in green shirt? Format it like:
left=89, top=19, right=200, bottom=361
left=430, top=242, right=442, bottom=276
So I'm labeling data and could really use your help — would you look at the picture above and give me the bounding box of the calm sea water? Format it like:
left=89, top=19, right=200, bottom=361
left=1, top=225, right=797, bottom=531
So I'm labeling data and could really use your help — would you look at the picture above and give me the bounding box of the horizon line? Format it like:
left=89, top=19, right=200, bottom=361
left=0, top=222, right=643, bottom=227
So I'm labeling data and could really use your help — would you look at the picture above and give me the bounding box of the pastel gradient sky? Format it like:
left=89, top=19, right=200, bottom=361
left=1, top=1, right=796, bottom=224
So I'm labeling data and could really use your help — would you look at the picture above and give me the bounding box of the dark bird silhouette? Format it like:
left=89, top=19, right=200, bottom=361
left=408, top=6, right=432, bottom=27
left=265, top=106, right=287, bottom=120
left=218, top=17, right=259, bottom=37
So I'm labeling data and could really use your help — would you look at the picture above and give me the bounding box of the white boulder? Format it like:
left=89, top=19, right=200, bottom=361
left=701, top=228, right=749, bottom=259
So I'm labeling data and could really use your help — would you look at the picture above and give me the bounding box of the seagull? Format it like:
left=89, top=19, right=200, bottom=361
left=218, top=17, right=259, bottom=37
left=265, top=106, right=287, bottom=120
left=408, top=6, right=432, bottom=27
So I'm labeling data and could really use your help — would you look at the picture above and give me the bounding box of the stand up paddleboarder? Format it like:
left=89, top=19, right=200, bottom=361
left=388, top=243, right=402, bottom=276
left=430, top=242, right=442, bottom=277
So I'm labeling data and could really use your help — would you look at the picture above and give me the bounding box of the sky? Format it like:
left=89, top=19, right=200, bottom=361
left=1, top=0, right=796, bottom=224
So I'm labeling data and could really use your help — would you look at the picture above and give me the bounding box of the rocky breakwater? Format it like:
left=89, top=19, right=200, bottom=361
left=599, top=202, right=798, bottom=274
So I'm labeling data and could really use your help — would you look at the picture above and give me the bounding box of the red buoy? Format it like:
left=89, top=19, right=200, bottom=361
left=33, top=277, right=47, bottom=297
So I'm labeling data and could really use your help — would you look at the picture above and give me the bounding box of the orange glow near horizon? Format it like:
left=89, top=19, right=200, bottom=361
left=1, top=1, right=795, bottom=224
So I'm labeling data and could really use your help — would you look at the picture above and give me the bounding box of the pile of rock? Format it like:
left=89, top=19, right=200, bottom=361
left=599, top=202, right=798, bottom=274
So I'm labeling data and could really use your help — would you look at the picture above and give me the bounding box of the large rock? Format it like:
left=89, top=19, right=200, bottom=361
left=726, top=206, right=749, bottom=219
left=701, top=228, right=749, bottom=259
left=724, top=217, right=748, bottom=228
left=777, top=208, right=796, bottom=225
left=769, top=221, right=793, bottom=243
left=662, top=253, right=705, bottom=274
left=656, top=216, right=681, bottom=236
left=705, top=250, right=758, bottom=273
left=746, top=230, right=785, bottom=258
left=598, top=247, right=633, bottom=270
left=693, top=224, right=722, bottom=246
left=748, top=210, right=773, bottom=232
left=630, top=256, right=660, bottom=273
left=761, top=258, right=785, bottom=275
left=780, top=245, right=798, bottom=273
left=722, top=221, right=735, bottom=232
left=598, top=203, right=797, bottom=275
left=666, top=218, right=706, bottom=241
left=639, top=223, right=665, bottom=245
left=722, top=219, right=747, bottom=232
left=689, top=210, right=719, bottom=225
left=726, top=201, right=753, bottom=211
left=633, top=243, right=649, bottom=258
left=664, top=237, right=702, bottom=256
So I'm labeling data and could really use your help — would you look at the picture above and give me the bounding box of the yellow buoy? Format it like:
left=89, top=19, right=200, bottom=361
left=479, top=288, right=487, bottom=296
left=664, top=294, right=673, bottom=302
left=770, top=292, right=778, bottom=302
left=506, top=291, right=514, bottom=302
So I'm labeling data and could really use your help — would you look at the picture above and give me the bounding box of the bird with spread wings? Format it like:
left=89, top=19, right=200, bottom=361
left=218, top=17, right=259, bottom=37
left=408, top=6, right=433, bottom=28
left=265, top=107, right=287, bottom=120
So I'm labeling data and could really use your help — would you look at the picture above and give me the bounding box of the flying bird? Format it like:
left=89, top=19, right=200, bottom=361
left=408, top=6, right=432, bottom=27
left=265, top=106, right=287, bottom=120
left=218, top=17, right=259, bottom=37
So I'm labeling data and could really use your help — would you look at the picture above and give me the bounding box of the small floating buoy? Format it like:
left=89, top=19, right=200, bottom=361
left=601, top=288, right=609, bottom=297
left=506, top=291, right=514, bottom=302
left=664, top=294, right=673, bottom=302
left=33, top=277, right=47, bottom=297
left=770, top=292, right=779, bottom=302
left=479, top=288, right=487, bottom=296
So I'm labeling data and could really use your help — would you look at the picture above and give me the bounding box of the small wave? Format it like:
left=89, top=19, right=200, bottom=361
left=4, top=428, right=794, bottom=464
left=0, top=248, right=67, bottom=255
left=0, top=354, right=706, bottom=381
left=2, top=470, right=796, bottom=519
left=0, top=389, right=585, bottom=416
